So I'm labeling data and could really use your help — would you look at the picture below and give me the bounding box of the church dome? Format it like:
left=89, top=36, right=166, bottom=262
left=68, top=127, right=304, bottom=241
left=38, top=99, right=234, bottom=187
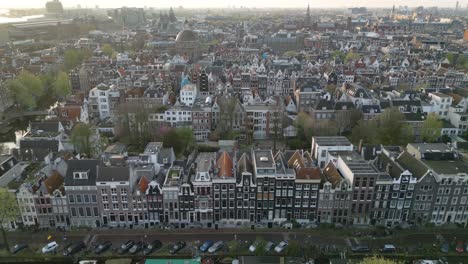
left=175, top=29, right=198, bottom=42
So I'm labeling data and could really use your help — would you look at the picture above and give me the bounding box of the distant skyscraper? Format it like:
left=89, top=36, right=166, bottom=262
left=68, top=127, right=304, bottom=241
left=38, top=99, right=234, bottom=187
left=456, top=1, right=459, bottom=10
left=304, top=4, right=311, bottom=27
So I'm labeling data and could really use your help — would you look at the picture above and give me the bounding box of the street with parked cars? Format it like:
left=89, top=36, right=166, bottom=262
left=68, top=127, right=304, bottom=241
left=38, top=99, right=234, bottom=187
left=3, top=227, right=468, bottom=263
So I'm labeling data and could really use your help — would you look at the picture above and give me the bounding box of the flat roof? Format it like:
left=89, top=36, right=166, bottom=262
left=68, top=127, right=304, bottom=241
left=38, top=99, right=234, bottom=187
left=313, top=136, right=352, bottom=146
left=424, top=160, right=468, bottom=175
left=409, top=143, right=451, bottom=153
left=253, top=150, right=274, bottom=168
left=195, top=152, right=215, bottom=172
left=165, top=167, right=182, bottom=187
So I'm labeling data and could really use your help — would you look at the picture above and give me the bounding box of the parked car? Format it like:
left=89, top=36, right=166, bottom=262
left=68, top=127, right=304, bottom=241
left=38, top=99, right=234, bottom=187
left=63, top=241, right=86, bottom=256
left=169, top=241, right=186, bottom=254
left=143, top=240, right=162, bottom=255
left=455, top=240, right=464, bottom=253
left=380, top=244, right=396, bottom=253
left=440, top=242, right=449, bottom=253
left=274, top=241, right=288, bottom=253
left=248, top=241, right=259, bottom=253
left=10, top=244, right=28, bottom=254
left=78, top=261, right=98, bottom=264
left=351, top=244, right=370, bottom=253
left=265, top=241, right=275, bottom=252
left=42, top=241, right=59, bottom=254
left=208, top=240, right=224, bottom=253
left=94, top=241, right=112, bottom=254
left=129, top=241, right=144, bottom=255
left=118, top=240, right=135, bottom=254
left=200, top=240, right=214, bottom=252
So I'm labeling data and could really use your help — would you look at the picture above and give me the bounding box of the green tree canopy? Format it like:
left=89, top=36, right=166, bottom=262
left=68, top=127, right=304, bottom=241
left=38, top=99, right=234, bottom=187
left=64, top=49, right=80, bottom=70
left=6, top=71, right=45, bottom=110
left=421, top=113, right=443, bottom=143
left=345, top=51, right=360, bottom=63
left=331, top=50, right=345, bottom=60
left=283, top=50, right=299, bottom=57
left=71, top=123, right=93, bottom=157
left=0, top=188, right=20, bottom=251
left=163, top=127, right=195, bottom=157
left=294, top=112, right=314, bottom=148
left=351, top=108, right=412, bottom=146
left=350, top=119, right=378, bottom=145
left=101, top=44, right=114, bottom=58
left=376, top=108, right=412, bottom=145
left=359, top=256, right=401, bottom=264
left=64, top=48, right=91, bottom=70
left=446, top=52, right=468, bottom=70
left=54, top=71, right=71, bottom=98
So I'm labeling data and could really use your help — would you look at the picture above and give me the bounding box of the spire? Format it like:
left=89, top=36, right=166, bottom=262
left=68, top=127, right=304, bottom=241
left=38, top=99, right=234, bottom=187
left=305, top=4, right=311, bottom=27
left=168, top=7, right=177, bottom=23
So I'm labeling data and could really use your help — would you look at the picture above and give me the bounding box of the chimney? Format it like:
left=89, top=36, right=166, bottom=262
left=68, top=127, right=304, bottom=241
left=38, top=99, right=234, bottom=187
left=358, top=139, right=364, bottom=154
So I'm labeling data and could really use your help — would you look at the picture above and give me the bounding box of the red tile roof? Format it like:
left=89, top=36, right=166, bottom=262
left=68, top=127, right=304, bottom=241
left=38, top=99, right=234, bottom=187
left=217, top=151, right=234, bottom=178
left=296, top=167, right=322, bottom=180
left=139, top=176, right=149, bottom=193
left=43, top=170, right=64, bottom=194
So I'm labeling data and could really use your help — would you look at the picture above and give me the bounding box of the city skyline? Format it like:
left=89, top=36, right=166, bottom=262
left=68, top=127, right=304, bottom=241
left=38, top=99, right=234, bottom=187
left=1, top=0, right=466, bottom=9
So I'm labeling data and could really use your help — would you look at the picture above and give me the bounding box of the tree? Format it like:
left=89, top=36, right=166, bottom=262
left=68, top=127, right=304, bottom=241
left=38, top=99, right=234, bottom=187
left=101, top=44, right=114, bottom=58
left=331, top=50, right=345, bottom=60
left=176, top=127, right=195, bottom=156
left=462, top=131, right=468, bottom=141
left=64, top=49, right=80, bottom=70
left=326, top=84, right=337, bottom=95
left=446, top=52, right=456, bottom=65
left=218, top=96, right=240, bottom=134
left=294, top=112, right=314, bottom=148
left=54, top=71, right=71, bottom=98
left=64, top=49, right=91, bottom=70
left=71, top=123, right=93, bottom=157
left=116, top=102, right=159, bottom=150
left=0, top=188, right=20, bottom=251
left=350, top=119, right=378, bottom=145
left=376, top=108, right=412, bottom=145
left=133, top=34, right=146, bottom=51
left=163, top=127, right=195, bottom=157
left=271, top=102, right=286, bottom=152
left=335, top=109, right=362, bottom=135
left=7, top=71, right=45, bottom=110
left=359, top=256, right=401, bottom=264
left=345, top=51, right=360, bottom=63
left=283, top=50, right=298, bottom=57
left=421, top=113, right=442, bottom=142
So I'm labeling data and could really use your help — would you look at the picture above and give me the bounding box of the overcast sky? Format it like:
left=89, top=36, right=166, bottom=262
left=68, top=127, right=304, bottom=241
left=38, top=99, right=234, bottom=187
left=0, top=0, right=465, bottom=9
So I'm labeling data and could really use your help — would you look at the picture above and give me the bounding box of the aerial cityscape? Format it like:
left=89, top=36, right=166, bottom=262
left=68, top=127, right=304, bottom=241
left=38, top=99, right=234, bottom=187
left=0, top=1, right=467, bottom=264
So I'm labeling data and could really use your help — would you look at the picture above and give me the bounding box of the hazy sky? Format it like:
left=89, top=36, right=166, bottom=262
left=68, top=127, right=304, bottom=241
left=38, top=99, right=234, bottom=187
left=0, top=0, right=465, bottom=9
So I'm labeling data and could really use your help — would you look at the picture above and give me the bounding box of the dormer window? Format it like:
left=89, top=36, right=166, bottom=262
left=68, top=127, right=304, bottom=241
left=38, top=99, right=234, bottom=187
left=73, top=171, right=89, bottom=180
left=163, top=158, right=168, bottom=164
